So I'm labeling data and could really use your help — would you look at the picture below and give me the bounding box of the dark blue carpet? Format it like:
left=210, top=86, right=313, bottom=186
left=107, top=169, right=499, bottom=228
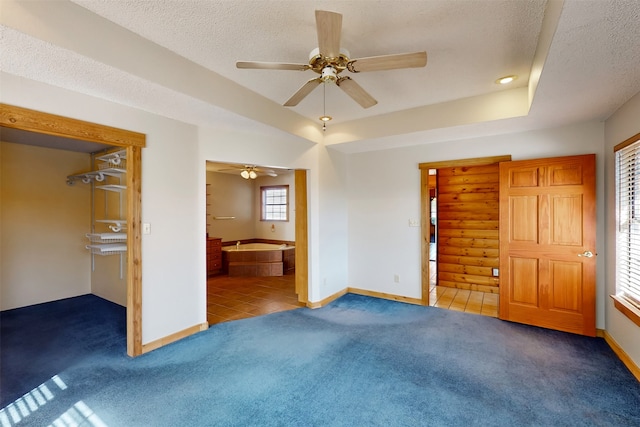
left=1, top=293, right=639, bottom=426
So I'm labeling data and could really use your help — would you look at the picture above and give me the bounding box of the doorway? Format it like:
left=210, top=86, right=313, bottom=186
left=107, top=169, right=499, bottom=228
left=1, top=104, right=145, bottom=356
left=420, top=156, right=511, bottom=317
left=204, top=162, right=309, bottom=324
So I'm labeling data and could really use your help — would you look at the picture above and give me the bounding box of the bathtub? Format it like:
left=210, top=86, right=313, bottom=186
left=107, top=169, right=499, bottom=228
left=222, top=243, right=293, bottom=251
left=222, top=243, right=295, bottom=276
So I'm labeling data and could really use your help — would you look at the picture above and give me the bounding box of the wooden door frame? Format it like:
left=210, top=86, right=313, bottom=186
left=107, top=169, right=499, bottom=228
left=294, top=169, right=309, bottom=304
left=418, top=155, right=512, bottom=306
left=1, top=104, right=145, bottom=356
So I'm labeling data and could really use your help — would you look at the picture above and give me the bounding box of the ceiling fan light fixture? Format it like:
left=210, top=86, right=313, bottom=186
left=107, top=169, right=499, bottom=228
left=249, top=170, right=258, bottom=179
left=496, top=75, right=517, bottom=85
left=240, top=170, right=250, bottom=179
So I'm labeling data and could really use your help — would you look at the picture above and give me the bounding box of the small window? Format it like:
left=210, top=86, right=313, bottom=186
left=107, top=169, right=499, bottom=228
left=614, top=132, right=640, bottom=326
left=261, top=185, right=289, bottom=221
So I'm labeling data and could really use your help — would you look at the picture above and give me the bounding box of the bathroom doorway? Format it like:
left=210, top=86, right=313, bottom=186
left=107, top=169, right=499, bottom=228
left=205, top=162, right=308, bottom=324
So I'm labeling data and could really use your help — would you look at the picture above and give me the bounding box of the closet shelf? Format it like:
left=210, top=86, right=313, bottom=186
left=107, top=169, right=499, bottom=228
left=86, top=243, right=127, bottom=255
left=86, top=233, right=127, bottom=243
left=96, top=219, right=127, bottom=232
left=96, top=184, right=126, bottom=192
left=96, top=149, right=127, bottom=165
left=66, top=170, right=124, bottom=185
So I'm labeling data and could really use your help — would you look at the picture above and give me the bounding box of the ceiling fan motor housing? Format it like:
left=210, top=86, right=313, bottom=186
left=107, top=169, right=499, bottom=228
left=321, top=66, right=338, bottom=83
left=308, top=47, right=350, bottom=77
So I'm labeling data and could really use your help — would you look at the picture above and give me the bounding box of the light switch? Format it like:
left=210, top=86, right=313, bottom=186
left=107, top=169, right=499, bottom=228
left=143, top=223, right=151, bottom=234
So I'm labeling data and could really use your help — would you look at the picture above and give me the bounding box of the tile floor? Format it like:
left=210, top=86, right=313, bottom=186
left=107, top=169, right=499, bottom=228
left=206, top=272, right=304, bottom=325
left=427, top=260, right=499, bottom=317
left=207, top=263, right=499, bottom=325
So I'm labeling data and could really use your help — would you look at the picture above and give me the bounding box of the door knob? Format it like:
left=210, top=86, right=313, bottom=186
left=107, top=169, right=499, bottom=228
left=578, top=251, right=594, bottom=258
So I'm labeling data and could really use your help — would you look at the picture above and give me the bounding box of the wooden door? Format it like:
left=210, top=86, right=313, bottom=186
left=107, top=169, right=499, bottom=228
left=499, top=154, right=596, bottom=336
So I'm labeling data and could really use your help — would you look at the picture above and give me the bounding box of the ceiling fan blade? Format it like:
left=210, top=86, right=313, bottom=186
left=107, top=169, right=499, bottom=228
left=336, top=77, right=377, bottom=109
left=316, top=10, right=342, bottom=58
left=284, top=78, right=322, bottom=106
left=347, top=51, right=427, bottom=73
left=236, top=61, right=310, bottom=71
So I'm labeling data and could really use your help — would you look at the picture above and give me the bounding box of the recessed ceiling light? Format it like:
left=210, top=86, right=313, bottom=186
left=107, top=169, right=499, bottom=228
left=496, top=75, right=518, bottom=85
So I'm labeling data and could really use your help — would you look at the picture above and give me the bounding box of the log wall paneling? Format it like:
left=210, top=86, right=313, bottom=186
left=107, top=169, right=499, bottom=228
left=437, top=164, right=500, bottom=292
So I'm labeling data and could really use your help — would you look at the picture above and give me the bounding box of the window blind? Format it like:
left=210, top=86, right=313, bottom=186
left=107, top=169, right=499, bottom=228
left=616, top=137, right=640, bottom=307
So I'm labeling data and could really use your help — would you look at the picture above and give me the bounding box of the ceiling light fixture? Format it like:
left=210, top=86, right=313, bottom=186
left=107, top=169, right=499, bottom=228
left=241, top=167, right=258, bottom=180
left=496, top=75, right=518, bottom=85
left=319, top=82, right=332, bottom=131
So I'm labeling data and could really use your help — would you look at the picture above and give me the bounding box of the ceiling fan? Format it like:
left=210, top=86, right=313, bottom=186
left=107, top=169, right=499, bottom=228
left=215, top=164, right=278, bottom=179
left=236, top=10, right=427, bottom=109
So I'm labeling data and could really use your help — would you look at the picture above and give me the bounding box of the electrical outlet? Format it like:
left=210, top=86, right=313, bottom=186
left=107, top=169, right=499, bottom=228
left=492, top=268, right=499, bottom=277
left=394, top=274, right=400, bottom=283
left=408, top=219, right=420, bottom=227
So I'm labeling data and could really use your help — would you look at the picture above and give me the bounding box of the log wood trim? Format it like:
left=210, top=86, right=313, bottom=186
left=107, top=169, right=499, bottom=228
left=1, top=103, right=145, bottom=357
left=419, top=155, right=512, bottom=306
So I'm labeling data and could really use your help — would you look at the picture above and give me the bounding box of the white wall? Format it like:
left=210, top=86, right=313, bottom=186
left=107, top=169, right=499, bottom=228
left=0, top=141, right=91, bottom=309
left=2, top=73, right=352, bottom=346
left=207, top=170, right=296, bottom=242
left=347, top=121, right=606, bottom=325
left=198, top=126, right=349, bottom=303
left=254, top=172, right=295, bottom=241
left=604, top=90, right=640, bottom=367
left=318, top=146, right=349, bottom=298
left=1, top=74, right=202, bottom=344
left=207, top=171, right=255, bottom=241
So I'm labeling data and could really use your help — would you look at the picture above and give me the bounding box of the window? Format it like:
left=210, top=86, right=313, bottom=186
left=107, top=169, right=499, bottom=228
left=614, top=132, right=640, bottom=326
left=261, top=185, right=289, bottom=221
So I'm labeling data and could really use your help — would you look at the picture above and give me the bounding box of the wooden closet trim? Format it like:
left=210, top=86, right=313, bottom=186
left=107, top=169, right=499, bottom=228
left=1, top=103, right=145, bottom=356
left=418, top=155, right=511, bottom=305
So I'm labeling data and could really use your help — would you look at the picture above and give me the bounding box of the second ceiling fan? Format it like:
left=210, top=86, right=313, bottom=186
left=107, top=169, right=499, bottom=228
left=237, top=10, right=427, bottom=109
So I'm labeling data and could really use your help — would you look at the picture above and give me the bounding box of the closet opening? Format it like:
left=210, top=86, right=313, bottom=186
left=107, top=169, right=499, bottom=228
left=1, top=104, right=145, bottom=357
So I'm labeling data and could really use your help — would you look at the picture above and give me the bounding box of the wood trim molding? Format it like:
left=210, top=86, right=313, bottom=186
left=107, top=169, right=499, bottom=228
left=127, top=145, right=143, bottom=356
left=418, top=155, right=512, bottom=170
left=307, top=288, right=348, bottom=309
left=307, top=288, right=422, bottom=309
left=420, top=168, right=430, bottom=306
left=295, top=170, right=309, bottom=304
left=613, top=131, right=640, bottom=153
left=418, top=155, right=512, bottom=308
left=141, top=323, right=209, bottom=354
left=1, top=103, right=145, bottom=357
left=603, top=330, right=640, bottom=382
left=348, top=288, right=423, bottom=306
left=0, top=103, right=145, bottom=147
left=611, top=294, right=640, bottom=328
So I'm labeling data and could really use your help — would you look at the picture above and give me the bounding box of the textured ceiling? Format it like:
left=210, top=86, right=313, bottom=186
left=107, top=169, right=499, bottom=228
left=69, top=0, right=543, bottom=123
left=1, top=0, right=640, bottom=153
